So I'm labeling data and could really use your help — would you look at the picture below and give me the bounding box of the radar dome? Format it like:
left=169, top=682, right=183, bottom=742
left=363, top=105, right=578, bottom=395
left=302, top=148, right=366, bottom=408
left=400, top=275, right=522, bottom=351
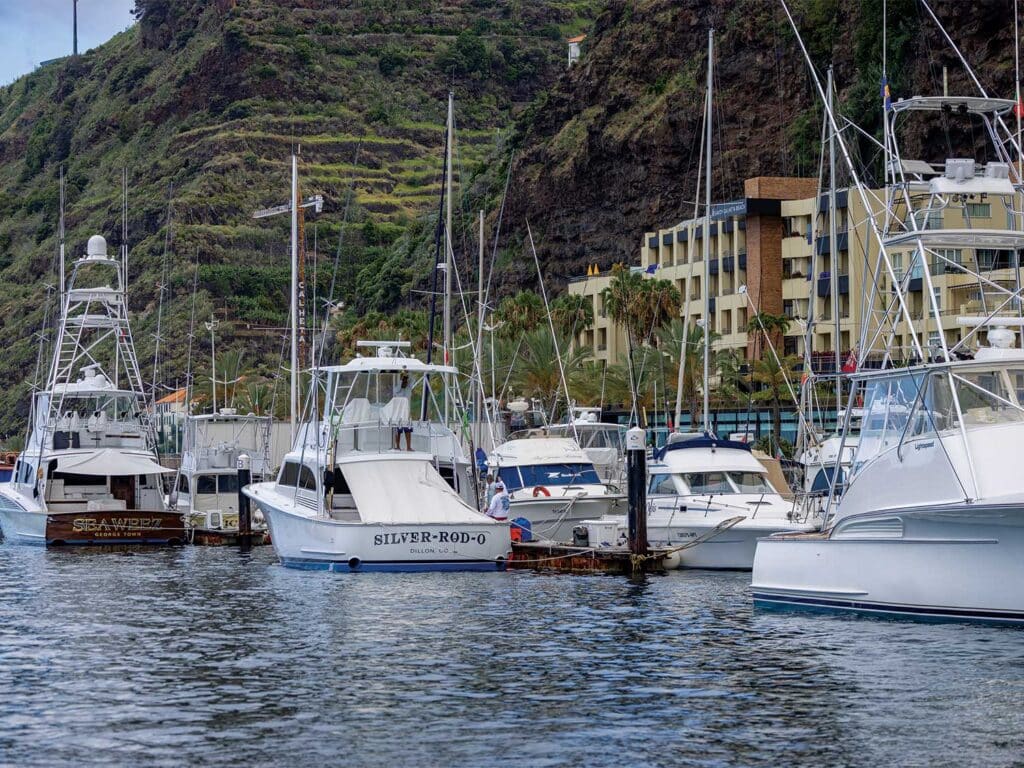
left=86, top=235, right=108, bottom=259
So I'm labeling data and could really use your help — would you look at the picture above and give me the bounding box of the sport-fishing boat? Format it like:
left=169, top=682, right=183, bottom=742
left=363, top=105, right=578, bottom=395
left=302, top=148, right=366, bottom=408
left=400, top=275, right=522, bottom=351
left=752, top=83, right=1024, bottom=621
left=244, top=342, right=510, bottom=571
left=0, top=235, right=181, bottom=545
left=174, top=409, right=273, bottom=544
left=644, top=433, right=816, bottom=569
left=488, top=435, right=624, bottom=543
left=544, top=407, right=627, bottom=486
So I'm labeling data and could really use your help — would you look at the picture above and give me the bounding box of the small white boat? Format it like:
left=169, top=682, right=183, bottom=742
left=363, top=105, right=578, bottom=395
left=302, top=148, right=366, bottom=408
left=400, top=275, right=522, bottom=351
left=246, top=451, right=508, bottom=571
left=173, top=409, right=273, bottom=544
left=489, top=436, right=624, bottom=543
left=244, top=342, right=510, bottom=571
left=644, top=433, right=816, bottom=569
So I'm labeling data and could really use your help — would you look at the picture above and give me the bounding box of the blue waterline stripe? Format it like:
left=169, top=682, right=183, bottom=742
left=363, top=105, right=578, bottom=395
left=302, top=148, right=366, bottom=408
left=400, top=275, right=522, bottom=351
left=280, top=557, right=506, bottom=573
left=752, top=592, right=1024, bottom=623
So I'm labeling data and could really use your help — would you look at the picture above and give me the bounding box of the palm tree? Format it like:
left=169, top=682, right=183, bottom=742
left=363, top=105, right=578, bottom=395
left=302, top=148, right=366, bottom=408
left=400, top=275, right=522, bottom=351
left=751, top=353, right=801, bottom=453
left=655, top=319, right=723, bottom=429
left=746, top=311, right=791, bottom=357
left=496, top=291, right=544, bottom=338
left=510, top=328, right=590, bottom=416
left=550, top=294, right=594, bottom=337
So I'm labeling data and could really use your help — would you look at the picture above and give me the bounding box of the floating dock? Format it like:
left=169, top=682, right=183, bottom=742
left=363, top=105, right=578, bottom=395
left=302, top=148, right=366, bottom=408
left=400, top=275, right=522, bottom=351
left=507, top=540, right=671, bottom=575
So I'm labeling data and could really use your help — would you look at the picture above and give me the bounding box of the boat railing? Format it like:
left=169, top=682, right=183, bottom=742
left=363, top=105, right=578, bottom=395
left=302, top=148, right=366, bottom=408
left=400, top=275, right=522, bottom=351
left=321, top=419, right=465, bottom=464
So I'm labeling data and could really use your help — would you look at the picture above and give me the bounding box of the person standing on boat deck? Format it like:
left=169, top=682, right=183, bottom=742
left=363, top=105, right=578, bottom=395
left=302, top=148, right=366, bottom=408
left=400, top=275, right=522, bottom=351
left=391, top=372, right=413, bottom=451
left=486, top=480, right=510, bottom=521
left=484, top=473, right=497, bottom=508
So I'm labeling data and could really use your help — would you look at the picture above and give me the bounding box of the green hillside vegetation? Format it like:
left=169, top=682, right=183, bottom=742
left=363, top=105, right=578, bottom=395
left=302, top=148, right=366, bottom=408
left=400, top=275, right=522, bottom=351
left=0, top=0, right=601, bottom=437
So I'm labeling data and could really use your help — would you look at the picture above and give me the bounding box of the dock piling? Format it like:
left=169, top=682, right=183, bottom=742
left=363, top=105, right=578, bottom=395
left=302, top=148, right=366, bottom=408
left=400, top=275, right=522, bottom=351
left=236, top=453, right=252, bottom=552
left=626, top=426, right=648, bottom=557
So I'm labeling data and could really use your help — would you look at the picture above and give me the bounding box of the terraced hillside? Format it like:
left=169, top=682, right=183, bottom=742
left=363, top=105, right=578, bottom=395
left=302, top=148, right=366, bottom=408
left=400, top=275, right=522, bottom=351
left=0, top=0, right=600, bottom=436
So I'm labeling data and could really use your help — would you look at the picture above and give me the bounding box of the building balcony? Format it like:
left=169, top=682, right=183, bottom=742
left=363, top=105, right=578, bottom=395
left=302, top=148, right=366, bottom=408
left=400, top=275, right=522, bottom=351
left=814, top=230, right=849, bottom=256
left=816, top=273, right=850, bottom=297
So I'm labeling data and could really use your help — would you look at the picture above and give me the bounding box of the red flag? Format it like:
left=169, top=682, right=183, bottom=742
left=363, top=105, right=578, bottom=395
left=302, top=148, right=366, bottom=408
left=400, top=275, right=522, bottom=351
left=1015, top=101, right=1024, bottom=119
left=841, top=350, right=858, bottom=373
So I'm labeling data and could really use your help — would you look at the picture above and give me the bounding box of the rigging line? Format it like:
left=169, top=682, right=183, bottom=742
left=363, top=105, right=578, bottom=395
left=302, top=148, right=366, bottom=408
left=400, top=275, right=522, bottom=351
left=150, top=183, right=174, bottom=407
left=482, top=149, right=514, bottom=333
left=315, top=142, right=362, bottom=369
left=526, top=220, right=577, bottom=441
left=781, top=0, right=925, bottom=363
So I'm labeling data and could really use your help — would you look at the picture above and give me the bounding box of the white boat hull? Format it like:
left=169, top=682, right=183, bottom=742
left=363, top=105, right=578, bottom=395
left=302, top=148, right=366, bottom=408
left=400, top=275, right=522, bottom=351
left=510, top=494, right=624, bottom=543
left=752, top=504, right=1024, bottom=623
left=648, top=516, right=816, bottom=570
left=0, top=493, right=45, bottom=545
left=252, top=495, right=511, bottom=572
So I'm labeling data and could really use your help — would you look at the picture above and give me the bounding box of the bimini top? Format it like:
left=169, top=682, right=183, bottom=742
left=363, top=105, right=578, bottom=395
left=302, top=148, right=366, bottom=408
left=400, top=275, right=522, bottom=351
left=654, top=432, right=753, bottom=461
left=890, top=96, right=1015, bottom=115
left=55, top=448, right=173, bottom=476
left=319, top=356, right=457, bottom=376
left=490, top=437, right=588, bottom=466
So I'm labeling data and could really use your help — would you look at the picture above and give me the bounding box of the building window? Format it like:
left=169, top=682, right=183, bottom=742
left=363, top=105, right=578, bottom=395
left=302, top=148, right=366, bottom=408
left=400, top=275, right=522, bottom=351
left=892, top=252, right=904, bottom=280
left=932, top=287, right=942, bottom=312
left=966, top=202, right=991, bottom=218
left=783, top=299, right=795, bottom=319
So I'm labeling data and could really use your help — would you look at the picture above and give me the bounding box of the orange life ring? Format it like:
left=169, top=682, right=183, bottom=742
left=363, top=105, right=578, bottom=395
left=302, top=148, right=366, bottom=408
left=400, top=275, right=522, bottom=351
left=532, top=486, right=551, bottom=497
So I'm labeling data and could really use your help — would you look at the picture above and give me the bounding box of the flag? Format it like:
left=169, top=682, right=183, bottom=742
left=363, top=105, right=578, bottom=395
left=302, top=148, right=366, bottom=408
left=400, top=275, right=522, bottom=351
left=881, top=77, right=892, bottom=112
left=645, top=264, right=658, bottom=275
left=1016, top=101, right=1024, bottom=119
left=842, top=350, right=858, bottom=373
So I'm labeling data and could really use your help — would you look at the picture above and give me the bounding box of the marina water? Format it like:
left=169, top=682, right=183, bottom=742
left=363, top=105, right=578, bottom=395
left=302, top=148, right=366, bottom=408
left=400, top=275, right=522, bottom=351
left=1, top=547, right=1021, bottom=766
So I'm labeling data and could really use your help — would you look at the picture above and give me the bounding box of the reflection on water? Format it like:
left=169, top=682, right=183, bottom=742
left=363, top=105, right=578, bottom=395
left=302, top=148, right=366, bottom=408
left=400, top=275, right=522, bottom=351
left=0, top=547, right=1022, bottom=767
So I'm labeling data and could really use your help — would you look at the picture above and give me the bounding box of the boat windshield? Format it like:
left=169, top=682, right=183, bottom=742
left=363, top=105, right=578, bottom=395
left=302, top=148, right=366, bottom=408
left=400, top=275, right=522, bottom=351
left=497, top=463, right=601, bottom=491
left=905, top=367, right=1024, bottom=438
left=850, top=373, right=920, bottom=475
left=679, top=471, right=774, bottom=495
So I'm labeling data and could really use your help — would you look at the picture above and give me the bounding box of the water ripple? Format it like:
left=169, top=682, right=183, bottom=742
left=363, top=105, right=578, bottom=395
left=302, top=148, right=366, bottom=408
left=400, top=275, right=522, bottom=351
left=0, top=547, right=1021, bottom=766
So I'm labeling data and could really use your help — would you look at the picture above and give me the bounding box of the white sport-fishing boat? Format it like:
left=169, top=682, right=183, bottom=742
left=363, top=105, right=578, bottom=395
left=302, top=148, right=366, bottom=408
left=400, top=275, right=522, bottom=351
left=644, top=433, right=816, bottom=569
left=173, top=409, right=273, bottom=544
left=244, top=342, right=509, bottom=571
left=0, top=235, right=181, bottom=545
left=752, top=86, right=1024, bottom=623
left=488, top=436, right=624, bottom=543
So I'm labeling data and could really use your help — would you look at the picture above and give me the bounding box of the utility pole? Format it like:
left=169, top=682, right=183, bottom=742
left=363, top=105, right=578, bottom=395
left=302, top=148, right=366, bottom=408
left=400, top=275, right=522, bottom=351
left=252, top=156, right=323, bottom=444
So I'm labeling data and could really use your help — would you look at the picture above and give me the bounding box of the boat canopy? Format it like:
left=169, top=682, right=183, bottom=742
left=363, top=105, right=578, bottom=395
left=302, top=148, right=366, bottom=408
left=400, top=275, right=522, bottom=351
left=490, top=437, right=589, bottom=465
left=654, top=433, right=752, bottom=461
left=338, top=455, right=490, bottom=525
left=56, top=448, right=173, bottom=476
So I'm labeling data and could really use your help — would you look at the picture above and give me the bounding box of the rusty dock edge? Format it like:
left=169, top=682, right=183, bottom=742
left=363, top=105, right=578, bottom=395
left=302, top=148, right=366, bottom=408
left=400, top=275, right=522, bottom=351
left=507, top=541, right=669, bottom=575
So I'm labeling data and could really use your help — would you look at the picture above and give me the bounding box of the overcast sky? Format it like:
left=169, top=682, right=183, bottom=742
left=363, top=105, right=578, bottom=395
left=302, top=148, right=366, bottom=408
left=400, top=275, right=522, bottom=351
left=0, top=0, right=136, bottom=86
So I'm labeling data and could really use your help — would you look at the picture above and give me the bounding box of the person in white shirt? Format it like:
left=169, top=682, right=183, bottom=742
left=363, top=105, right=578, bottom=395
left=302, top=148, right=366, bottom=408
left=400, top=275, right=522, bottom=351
left=486, top=480, right=510, bottom=521
left=391, top=372, right=413, bottom=451
left=484, top=473, right=497, bottom=507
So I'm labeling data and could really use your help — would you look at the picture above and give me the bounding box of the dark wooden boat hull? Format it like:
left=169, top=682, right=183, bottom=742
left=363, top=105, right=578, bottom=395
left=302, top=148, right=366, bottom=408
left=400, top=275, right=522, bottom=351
left=46, top=510, right=186, bottom=545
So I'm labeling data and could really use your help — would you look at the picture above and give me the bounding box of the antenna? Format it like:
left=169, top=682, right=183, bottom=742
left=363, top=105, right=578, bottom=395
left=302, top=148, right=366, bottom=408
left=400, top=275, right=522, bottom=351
left=73, top=0, right=79, bottom=57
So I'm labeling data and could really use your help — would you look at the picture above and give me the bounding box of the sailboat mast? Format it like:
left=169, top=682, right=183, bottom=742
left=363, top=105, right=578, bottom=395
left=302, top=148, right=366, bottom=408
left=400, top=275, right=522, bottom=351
left=290, top=153, right=299, bottom=444
left=443, top=92, right=454, bottom=422
left=828, top=67, right=842, bottom=413
left=476, top=209, right=485, bottom=444
left=58, top=167, right=65, bottom=305
left=702, top=29, right=713, bottom=435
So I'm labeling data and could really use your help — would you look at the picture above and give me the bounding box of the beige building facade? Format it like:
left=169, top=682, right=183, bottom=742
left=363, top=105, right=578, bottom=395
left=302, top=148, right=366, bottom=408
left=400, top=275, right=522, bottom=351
left=569, top=176, right=1019, bottom=370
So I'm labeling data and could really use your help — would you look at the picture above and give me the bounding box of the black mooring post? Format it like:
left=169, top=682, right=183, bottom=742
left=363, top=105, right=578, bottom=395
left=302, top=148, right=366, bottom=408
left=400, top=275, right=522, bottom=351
left=237, top=453, right=252, bottom=551
left=626, top=426, right=648, bottom=556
